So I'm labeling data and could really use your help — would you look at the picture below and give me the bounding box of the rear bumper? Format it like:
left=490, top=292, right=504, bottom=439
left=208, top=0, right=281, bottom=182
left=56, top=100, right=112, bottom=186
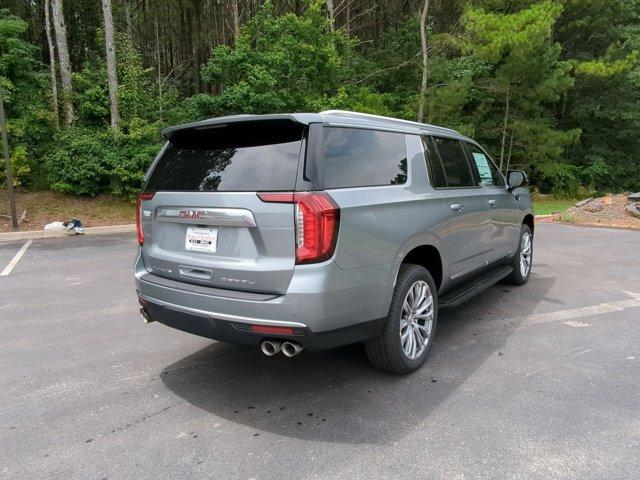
left=139, top=298, right=383, bottom=351
left=134, top=252, right=392, bottom=350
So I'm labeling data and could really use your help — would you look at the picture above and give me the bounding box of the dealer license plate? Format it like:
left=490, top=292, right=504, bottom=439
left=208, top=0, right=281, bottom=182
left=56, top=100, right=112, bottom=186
left=185, top=227, right=218, bottom=253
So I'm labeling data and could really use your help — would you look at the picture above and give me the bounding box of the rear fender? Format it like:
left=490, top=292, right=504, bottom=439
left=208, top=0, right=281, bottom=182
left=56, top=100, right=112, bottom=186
left=385, top=232, right=449, bottom=310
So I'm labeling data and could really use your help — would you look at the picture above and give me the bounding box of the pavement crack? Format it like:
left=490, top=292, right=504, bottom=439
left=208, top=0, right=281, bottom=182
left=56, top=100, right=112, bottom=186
left=85, top=401, right=184, bottom=444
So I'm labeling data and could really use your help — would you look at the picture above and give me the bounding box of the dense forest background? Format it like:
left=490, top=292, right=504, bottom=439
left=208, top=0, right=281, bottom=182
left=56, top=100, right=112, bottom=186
left=1, top=0, right=639, bottom=198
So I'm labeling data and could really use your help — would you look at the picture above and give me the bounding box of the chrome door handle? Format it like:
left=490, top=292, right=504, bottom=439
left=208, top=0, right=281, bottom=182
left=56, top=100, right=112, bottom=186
left=450, top=203, right=464, bottom=212
left=488, top=199, right=497, bottom=207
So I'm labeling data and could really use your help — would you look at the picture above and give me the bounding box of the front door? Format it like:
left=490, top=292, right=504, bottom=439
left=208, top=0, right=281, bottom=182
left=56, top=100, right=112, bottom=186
left=463, top=142, right=519, bottom=261
left=428, top=136, right=491, bottom=279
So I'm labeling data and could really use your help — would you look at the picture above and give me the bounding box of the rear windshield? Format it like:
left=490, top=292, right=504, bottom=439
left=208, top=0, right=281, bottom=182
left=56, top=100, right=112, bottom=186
left=145, top=121, right=305, bottom=192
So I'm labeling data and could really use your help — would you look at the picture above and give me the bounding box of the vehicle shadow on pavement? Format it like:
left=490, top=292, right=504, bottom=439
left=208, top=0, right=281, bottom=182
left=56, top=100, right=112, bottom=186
left=161, top=274, right=554, bottom=445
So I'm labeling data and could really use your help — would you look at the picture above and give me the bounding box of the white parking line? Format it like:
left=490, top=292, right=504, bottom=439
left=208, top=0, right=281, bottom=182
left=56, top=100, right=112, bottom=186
left=514, top=291, right=640, bottom=329
left=0, top=239, right=33, bottom=276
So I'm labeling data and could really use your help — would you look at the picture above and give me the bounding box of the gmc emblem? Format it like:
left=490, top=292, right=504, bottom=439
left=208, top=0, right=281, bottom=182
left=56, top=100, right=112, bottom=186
left=179, top=210, right=204, bottom=219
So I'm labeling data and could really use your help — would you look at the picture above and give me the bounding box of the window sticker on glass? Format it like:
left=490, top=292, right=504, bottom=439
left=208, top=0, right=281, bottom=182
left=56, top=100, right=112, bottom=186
left=472, top=152, right=492, bottom=186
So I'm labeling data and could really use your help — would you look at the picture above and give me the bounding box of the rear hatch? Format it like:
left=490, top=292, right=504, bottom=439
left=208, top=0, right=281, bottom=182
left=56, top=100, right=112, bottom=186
left=138, top=118, right=307, bottom=295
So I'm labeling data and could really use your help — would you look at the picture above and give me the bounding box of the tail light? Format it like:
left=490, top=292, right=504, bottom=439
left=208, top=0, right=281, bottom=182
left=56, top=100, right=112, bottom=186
left=258, top=191, right=340, bottom=264
left=136, top=192, right=155, bottom=245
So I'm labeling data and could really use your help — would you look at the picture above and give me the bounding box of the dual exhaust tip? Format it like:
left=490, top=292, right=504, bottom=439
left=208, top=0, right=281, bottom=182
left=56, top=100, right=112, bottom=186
left=261, top=340, right=304, bottom=357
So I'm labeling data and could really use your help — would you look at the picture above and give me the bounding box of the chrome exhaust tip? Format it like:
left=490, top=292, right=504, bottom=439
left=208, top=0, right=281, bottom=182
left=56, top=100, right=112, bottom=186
left=281, top=341, right=304, bottom=358
left=260, top=340, right=282, bottom=356
left=140, top=308, right=154, bottom=324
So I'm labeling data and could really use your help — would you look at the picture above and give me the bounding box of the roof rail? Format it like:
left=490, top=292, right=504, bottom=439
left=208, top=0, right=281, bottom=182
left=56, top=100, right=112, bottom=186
left=319, top=110, right=459, bottom=135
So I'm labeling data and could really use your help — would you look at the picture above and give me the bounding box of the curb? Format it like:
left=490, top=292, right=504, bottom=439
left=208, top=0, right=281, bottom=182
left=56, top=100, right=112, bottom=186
left=0, top=214, right=617, bottom=242
left=0, top=224, right=136, bottom=242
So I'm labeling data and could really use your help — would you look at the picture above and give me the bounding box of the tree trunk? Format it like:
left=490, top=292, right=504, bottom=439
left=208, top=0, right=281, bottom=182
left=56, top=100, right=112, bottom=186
left=346, top=0, right=352, bottom=36
left=326, top=0, right=335, bottom=31
left=499, top=82, right=511, bottom=171
left=125, top=0, right=133, bottom=38
left=505, top=126, right=515, bottom=173
left=417, top=0, right=430, bottom=123
left=154, top=18, right=163, bottom=122
left=230, top=0, right=240, bottom=45
left=50, top=0, right=74, bottom=125
left=44, top=0, right=59, bottom=127
left=101, top=0, right=120, bottom=128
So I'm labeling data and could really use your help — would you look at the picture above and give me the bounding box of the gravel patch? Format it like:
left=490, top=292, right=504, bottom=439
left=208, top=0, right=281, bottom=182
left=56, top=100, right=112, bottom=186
left=561, top=194, right=640, bottom=229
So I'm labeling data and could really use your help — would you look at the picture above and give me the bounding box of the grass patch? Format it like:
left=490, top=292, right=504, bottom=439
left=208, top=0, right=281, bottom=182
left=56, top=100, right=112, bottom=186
left=0, top=190, right=135, bottom=232
left=560, top=212, right=578, bottom=223
left=533, top=198, right=576, bottom=215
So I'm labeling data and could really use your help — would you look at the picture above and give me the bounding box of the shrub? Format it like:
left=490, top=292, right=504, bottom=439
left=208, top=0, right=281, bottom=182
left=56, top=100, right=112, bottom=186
left=42, top=119, right=163, bottom=197
left=535, top=162, right=581, bottom=198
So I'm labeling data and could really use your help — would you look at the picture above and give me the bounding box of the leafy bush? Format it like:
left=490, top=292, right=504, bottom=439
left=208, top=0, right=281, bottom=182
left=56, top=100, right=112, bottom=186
left=42, top=119, right=163, bottom=197
left=535, top=162, right=581, bottom=198
left=533, top=157, right=610, bottom=198
left=43, top=128, right=109, bottom=195
left=580, top=156, right=609, bottom=189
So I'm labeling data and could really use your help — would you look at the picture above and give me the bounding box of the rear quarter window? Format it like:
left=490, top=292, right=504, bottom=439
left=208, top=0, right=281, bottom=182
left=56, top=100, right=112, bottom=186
left=431, top=136, right=475, bottom=188
left=423, top=136, right=448, bottom=188
left=323, top=127, right=408, bottom=189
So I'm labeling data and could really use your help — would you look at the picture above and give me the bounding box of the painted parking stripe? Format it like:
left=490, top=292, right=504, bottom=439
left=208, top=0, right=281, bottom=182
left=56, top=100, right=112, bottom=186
left=0, top=239, right=33, bottom=276
left=514, top=291, right=640, bottom=329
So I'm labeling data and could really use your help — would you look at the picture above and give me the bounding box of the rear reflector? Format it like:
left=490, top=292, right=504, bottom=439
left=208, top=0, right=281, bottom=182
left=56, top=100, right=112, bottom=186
left=251, top=325, right=294, bottom=335
left=257, top=191, right=340, bottom=264
left=136, top=192, right=155, bottom=245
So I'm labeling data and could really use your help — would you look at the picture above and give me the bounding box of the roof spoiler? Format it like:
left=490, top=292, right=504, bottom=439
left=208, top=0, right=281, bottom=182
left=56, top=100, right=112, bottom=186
left=162, top=113, right=321, bottom=143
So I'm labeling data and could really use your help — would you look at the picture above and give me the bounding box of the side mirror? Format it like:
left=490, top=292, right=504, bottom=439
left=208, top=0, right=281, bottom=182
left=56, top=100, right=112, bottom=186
left=507, top=170, right=527, bottom=190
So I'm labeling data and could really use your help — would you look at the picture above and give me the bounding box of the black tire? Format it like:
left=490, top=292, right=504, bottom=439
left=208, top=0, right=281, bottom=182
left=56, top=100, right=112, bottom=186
left=505, top=224, right=533, bottom=285
left=365, top=264, right=438, bottom=374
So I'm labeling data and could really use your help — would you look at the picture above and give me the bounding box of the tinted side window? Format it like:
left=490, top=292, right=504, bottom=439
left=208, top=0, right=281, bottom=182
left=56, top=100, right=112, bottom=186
left=323, top=128, right=408, bottom=189
left=432, top=137, right=475, bottom=187
left=464, top=143, right=505, bottom=187
left=422, top=136, right=447, bottom=188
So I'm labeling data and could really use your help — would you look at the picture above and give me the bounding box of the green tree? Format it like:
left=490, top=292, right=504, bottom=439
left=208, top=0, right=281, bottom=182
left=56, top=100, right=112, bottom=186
left=0, top=9, right=56, bottom=186
left=74, top=32, right=169, bottom=126
left=42, top=30, right=167, bottom=196
left=462, top=1, right=579, bottom=173
left=200, top=0, right=355, bottom=115
left=555, top=0, right=640, bottom=192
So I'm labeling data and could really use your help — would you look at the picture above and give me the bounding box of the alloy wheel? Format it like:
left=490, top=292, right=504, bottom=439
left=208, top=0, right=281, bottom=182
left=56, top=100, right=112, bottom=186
left=399, top=280, right=434, bottom=360
left=520, top=232, right=532, bottom=276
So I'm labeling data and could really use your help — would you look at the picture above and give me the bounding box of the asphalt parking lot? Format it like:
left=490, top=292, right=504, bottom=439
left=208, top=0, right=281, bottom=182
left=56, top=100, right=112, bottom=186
left=1, top=224, right=639, bottom=479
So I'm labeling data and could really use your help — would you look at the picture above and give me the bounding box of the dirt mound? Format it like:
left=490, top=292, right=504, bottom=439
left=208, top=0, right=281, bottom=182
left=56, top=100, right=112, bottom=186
left=562, top=194, right=640, bottom=229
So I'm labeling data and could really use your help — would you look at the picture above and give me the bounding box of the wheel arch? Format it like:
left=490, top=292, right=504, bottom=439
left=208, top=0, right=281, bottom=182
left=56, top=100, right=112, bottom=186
left=397, top=244, right=443, bottom=292
left=523, top=213, right=534, bottom=235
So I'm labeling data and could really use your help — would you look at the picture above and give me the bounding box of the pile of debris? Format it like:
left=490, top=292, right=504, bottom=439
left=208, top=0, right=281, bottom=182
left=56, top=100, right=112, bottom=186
left=563, top=193, right=640, bottom=229
left=44, top=218, right=85, bottom=234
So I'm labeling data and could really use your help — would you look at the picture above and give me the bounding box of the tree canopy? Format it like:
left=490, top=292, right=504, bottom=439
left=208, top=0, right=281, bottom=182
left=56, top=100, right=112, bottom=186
left=1, top=0, right=639, bottom=197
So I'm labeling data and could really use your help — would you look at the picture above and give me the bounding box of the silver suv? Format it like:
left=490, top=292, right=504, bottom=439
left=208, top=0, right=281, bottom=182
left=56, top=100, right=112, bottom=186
left=135, top=110, right=533, bottom=374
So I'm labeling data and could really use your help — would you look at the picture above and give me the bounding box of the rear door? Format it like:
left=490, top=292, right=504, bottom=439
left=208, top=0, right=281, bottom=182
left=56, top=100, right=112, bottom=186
left=462, top=142, right=519, bottom=261
left=428, top=136, right=491, bottom=279
left=138, top=119, right=307, bottom=295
